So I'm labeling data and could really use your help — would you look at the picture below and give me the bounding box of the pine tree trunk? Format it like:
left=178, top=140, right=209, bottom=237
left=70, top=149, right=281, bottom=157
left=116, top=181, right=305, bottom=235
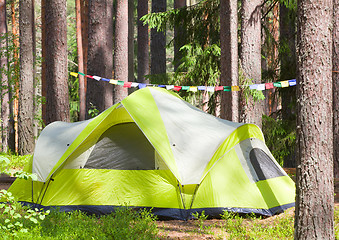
left=151, top=0, right=166, bottom=75
left=220, top=0, right=239, bottom=122
left=113, top=0, right=129, bottom=103
left=137, top=0, right=149, bottom=83
left=333, top=0, right=339, bottom=179
left=239, top=0, right=263, bottom=128
left=0, top=0, right=11, bottom=152
left=81, top=0, right=88, bottom=74
left=44, top=0, right=70, bottom=124
left=128, top=0, right=134, bottom=84
left=87, top=0, right=114, bottom=114
left=295, top=0, right=334, bottom=239
left=41, top=0, right=46, bottom=125
left=76, top=0, right=86, bottom=121
left=18, top=0, right=35, bottom=155
left=11, top=0, right=19, bottom=151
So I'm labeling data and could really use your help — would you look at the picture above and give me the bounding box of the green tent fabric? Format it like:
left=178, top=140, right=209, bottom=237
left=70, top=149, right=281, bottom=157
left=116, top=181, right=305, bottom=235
left=8, top=87, right=295, bottom=220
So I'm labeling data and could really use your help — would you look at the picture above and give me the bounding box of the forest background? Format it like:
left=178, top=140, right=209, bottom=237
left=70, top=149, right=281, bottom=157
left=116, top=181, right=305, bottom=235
left=0, top=0, right=338, bottom=238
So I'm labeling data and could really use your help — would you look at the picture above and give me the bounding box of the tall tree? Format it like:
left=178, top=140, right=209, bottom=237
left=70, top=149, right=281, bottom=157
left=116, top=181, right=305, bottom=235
left=18, top=0, right=35, bottom=154
left=113, top=0, right=129, bottom=103
left=76, top=0, right=86, bottom=121
left=333, top=0, right=339, bottom=178
left=0, top=0, right=13, bottom=152
left=87, top=0, right=114, bottom=114
left=44, top=0, right=70, bottom=124
left=151, top=0, right=166, bottom=75
left=11, top=0, right=19, bottom=150
left=128, top=0, right=134, bottom=83
left=41, top=0, right=46, bottom=125
left=239, top=0, right=263, bottom=128
left=295, top=0, right=334, bottom=239
left=220, top=0, right=239, bottom=122
left=137, top=0, right=149, bottom=83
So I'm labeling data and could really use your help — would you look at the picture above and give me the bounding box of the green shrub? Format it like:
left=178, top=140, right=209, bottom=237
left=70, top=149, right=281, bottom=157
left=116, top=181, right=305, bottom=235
left=0, top=152, right=31, bottom=170
left=262, top=115, right=296, bottom=167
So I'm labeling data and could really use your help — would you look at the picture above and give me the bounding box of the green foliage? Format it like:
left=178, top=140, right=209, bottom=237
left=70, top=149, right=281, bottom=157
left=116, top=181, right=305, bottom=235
left=192, top=210, right=211, bottom=233
left=39, top=207, right=158, bottom=239
left=262, top=115, right=296, bottom=166
left=239, top=66, right=265, bottom=104
left=88, top=102, right=100, bottom=118
left=0, top=152, right=31, bottom=170
left=142, top=0, right=221, bottom=112
left=220, top=210, right=294, bottom=239
left=0, top=190, right=49, bottom=237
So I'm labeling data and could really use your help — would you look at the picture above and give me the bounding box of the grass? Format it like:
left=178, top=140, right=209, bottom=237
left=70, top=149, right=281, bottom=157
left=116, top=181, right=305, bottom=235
left=0, top=206, right=159, bottom=239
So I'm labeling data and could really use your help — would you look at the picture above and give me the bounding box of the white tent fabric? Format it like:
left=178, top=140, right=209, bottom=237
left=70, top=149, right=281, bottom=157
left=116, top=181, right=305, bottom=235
left=32, top=120, right=93, bottom=182
left=150, top=89, right=243, bottom=184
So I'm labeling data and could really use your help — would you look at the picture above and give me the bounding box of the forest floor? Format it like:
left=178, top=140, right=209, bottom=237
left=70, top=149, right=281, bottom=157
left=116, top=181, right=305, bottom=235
left=155, top=176, right=339, bottom=239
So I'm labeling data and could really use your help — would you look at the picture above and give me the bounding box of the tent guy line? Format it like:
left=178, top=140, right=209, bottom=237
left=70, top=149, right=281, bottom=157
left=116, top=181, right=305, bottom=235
left=70, top=71, right=297, bottom=92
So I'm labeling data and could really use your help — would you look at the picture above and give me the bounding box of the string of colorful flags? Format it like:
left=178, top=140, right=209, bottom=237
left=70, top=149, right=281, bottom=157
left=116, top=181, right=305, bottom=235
left=70, top=71, right=297, bottom=92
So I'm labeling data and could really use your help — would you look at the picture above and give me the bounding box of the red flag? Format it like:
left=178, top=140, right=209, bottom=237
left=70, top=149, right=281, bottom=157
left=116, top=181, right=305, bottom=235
left=173, top=86, right=182, bottom=91
left=123, top=82, right=132, bottom=88
left=265, top=82, right=274, bottom=89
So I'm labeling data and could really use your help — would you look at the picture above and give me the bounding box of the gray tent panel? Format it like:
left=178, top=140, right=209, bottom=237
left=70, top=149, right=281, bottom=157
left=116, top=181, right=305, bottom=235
left=84, top=123, right=155, bottom=170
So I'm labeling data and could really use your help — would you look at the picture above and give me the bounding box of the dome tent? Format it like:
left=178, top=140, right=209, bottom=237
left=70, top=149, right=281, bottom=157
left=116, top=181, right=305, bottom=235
left=8, top=87, right=295, bottom=220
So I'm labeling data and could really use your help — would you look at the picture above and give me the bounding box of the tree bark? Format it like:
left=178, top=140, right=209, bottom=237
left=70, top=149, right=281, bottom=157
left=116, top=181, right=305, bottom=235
left=76, top=0, right=86, bottom=121
left=81, top=0, right=89, bottom=75
left=41, top=0, right=46, bottom=125
left=137, top=0, right=149, bottom=83
left=113, top=0, right=129, bottom=103
left=239, top=0, right=263, bottom=128
left=87, top=0, right=114, bottom=114
left=11, top=0, right=19, bottom=151
left=18, top=0, right=35, bottom=155
left=333, top=0, right=339, bottom=178
left=0, top=0, right=13, bottom=152
left=151, top=0, right=166, bottom=75
left=44, top=0, right=70, bottom=124
left=295, top=0, right=334, bottom=239
left=128, top=0, right=134, bottom=84
left=220, top=0, right=239, bottom=122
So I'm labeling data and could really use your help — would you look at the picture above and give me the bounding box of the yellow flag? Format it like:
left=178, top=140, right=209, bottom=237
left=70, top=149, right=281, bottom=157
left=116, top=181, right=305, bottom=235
left=189, top=86, right=198, bottom=92
left=281, top=81, right=289, bottom=88
left=70, top=72, right=78, bottom=77
left=231, top=86, right=240, bottom=91
left=110, top=79, right=118, bottom=85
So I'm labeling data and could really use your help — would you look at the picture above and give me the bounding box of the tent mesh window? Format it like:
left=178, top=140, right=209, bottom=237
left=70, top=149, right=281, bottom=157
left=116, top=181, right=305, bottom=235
left=84, top=123, right=155, bottom=170
left=249, top=148, right=285, bottom=181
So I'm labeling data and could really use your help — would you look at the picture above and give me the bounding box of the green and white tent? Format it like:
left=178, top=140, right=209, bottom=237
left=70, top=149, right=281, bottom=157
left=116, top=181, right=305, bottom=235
left=9, top=87, right=295, bottom=219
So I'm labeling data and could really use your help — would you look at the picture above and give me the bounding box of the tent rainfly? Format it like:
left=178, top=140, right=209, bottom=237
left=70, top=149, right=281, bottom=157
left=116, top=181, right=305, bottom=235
left=8, top=87, right=295, bottom=220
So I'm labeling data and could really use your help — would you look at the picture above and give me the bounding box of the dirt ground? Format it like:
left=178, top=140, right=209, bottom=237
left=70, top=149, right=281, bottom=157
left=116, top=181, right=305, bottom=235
left=1, top=173, right=338, bottom=239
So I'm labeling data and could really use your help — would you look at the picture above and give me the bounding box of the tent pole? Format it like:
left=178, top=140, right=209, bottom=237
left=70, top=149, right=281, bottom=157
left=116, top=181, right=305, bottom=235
left=177, top=181, right=186, bottom=210
left=35, top=181, right=46, bottom=205
left=38, top=174, right=54, bottom=205
left=189, top=184, right=200, bottom=210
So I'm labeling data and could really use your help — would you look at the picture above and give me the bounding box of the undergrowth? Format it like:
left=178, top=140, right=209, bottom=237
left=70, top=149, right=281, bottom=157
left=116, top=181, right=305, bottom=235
left=1, top=207, right=159, bottom=239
